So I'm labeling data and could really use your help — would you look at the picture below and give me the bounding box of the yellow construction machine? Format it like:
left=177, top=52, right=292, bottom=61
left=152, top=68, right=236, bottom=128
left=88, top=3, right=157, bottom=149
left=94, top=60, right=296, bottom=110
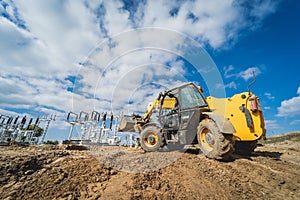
left=119, top=78, right=266, bottom=160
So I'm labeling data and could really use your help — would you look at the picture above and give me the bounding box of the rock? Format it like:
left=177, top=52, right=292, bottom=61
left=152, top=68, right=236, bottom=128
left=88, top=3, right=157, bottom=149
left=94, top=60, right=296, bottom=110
left=24, top=170, right=34, bottom=175
left=279, top=180, right=286, bottom=185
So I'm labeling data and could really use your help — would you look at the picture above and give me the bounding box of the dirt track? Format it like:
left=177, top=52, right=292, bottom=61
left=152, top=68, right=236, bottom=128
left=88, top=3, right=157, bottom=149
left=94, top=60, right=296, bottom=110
left=0, top=136, right=300, bottom=200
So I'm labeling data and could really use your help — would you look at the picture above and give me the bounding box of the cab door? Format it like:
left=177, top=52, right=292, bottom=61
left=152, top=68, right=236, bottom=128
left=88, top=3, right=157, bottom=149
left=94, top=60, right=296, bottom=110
left=177, top=84, right=207, bottom=144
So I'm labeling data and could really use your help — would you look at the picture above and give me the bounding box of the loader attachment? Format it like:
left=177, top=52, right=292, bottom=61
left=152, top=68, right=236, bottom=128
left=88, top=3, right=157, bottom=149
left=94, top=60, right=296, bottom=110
left=118, top=114, right=143, bottom=132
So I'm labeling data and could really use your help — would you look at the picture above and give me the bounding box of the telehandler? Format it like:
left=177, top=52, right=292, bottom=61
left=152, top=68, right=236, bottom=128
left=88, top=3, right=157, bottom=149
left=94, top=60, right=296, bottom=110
left=119, top=78, right=266, bottom=160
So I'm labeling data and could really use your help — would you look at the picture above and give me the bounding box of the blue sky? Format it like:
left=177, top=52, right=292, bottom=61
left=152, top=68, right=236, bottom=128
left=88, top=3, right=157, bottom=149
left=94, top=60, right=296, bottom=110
left=0, top=0, right=299, bottom=141
left=209, top=0, right=300, bottom=134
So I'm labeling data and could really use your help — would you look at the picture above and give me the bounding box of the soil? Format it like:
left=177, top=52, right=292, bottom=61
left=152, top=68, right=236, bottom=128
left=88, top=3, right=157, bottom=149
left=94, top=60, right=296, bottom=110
left=1, top=133, right=300, bottom=200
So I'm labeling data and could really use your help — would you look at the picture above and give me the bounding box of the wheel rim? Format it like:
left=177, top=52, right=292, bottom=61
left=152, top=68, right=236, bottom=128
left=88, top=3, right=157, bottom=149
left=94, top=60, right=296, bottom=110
left=200, top=128, right=215, bottom=152
left=144, top=133, right=158, bottom=147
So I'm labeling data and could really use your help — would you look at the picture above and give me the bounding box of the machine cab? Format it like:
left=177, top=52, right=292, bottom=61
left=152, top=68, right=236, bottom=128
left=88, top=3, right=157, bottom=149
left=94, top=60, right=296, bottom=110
left=158, top=83, right=208, bottom=144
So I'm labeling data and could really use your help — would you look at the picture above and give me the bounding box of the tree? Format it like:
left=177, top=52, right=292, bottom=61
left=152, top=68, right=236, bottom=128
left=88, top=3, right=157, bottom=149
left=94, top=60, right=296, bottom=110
left=20, top=135, right=27, bottom=142
left=23, top=124, right=44, bottom=137
left=43, top=140, right=59, bottom=145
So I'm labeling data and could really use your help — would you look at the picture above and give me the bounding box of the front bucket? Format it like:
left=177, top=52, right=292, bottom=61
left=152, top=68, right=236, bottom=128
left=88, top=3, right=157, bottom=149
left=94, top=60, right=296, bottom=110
left=118, top=114, right=142, bottom=132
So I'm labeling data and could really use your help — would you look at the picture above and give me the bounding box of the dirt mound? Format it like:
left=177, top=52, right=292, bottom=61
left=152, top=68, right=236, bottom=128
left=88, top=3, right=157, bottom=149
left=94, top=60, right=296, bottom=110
left=1, top=136, right=300, bottom=200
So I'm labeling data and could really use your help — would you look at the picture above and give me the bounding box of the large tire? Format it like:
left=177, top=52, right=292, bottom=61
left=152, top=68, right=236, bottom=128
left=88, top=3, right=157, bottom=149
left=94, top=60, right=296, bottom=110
left=234, top=141, right=257, bottom=156
left=198, top=119, right=234, bottom=161
left=140, top=125, right=163, bottom=152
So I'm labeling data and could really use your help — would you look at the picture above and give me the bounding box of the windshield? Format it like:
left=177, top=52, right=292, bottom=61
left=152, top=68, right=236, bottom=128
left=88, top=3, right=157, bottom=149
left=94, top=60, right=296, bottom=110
left=179, top=84, right=207, bottom=109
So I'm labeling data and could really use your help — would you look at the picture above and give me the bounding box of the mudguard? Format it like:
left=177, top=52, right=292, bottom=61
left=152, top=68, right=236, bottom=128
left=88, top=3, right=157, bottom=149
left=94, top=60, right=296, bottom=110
left=202, top=112, right=236, bottom=134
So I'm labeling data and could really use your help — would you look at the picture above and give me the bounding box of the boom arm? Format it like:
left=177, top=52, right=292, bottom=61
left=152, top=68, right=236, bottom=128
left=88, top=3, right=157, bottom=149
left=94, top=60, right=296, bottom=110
left=143, top=93, right=177, bottom=122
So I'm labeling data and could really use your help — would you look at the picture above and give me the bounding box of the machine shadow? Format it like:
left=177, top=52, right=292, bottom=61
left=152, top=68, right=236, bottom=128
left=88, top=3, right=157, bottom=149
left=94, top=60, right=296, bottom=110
left=159, top=145, right=200, bottom=155
left=230, top=150, right=283, bottom=161
left=184, top=148, right=200, bottom=155
left=149, top=142, right=285, bottom=163
left=159, top=147, right=283, bottom=163
left=251, top=151, right=283, bottom=159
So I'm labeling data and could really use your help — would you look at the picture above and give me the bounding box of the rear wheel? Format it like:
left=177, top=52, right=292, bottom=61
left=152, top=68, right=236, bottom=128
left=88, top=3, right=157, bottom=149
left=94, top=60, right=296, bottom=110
left=198, top=119, right=234, bottom=161
left=140, top=125, right=163, bottom=152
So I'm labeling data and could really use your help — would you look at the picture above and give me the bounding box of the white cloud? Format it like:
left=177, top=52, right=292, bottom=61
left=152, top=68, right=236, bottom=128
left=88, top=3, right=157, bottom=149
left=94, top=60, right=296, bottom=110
left=238, top=67, right=261, bottom=81
left=248, top=0, right=279, bottom=22
left=264, top=92, right=275, bottom=100
left=265, top=120, right=280, bottom=130
left=0, top=108, right=20, bottom=117
left=0, top=0, right=280, bottom=133
left=74, top=49, right=188, bottom=114
left=223, top=65, right=263, bottom=83
left=224, top=65, right=235, bottom=79
left=222, top=65, right=263, bottom=88
left=139, top=0, right=241, bottom=49
left=0, top=17, right=49, bottom=74
left=216, top=81, right=237, bottom=90
left=100, top=1, right=131, bottom=36
left=0, top=0, right=105, bottom=122
left=277, top=87, right=300, bottom=117
left=290, top=120, right=300, bottom=126
left=0, top=74, right=74, bottom=111
left=226, top=81, right=237, bottom=89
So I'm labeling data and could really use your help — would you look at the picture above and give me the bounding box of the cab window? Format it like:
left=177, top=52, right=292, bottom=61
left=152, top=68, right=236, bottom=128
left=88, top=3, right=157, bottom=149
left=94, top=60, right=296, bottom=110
left=179, top=85, right=207, bottom=109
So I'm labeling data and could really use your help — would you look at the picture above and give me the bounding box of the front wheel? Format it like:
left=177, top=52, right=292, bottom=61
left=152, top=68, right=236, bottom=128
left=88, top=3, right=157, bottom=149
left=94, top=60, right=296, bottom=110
left=198, top=119, right=234, bottom=161
left=140, top=126, right=163, bottom=152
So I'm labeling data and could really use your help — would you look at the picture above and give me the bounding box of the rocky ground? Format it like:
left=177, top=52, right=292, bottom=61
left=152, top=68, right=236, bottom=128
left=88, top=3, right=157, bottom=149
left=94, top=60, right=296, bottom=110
left=0, top=133, right=300, bottom=200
